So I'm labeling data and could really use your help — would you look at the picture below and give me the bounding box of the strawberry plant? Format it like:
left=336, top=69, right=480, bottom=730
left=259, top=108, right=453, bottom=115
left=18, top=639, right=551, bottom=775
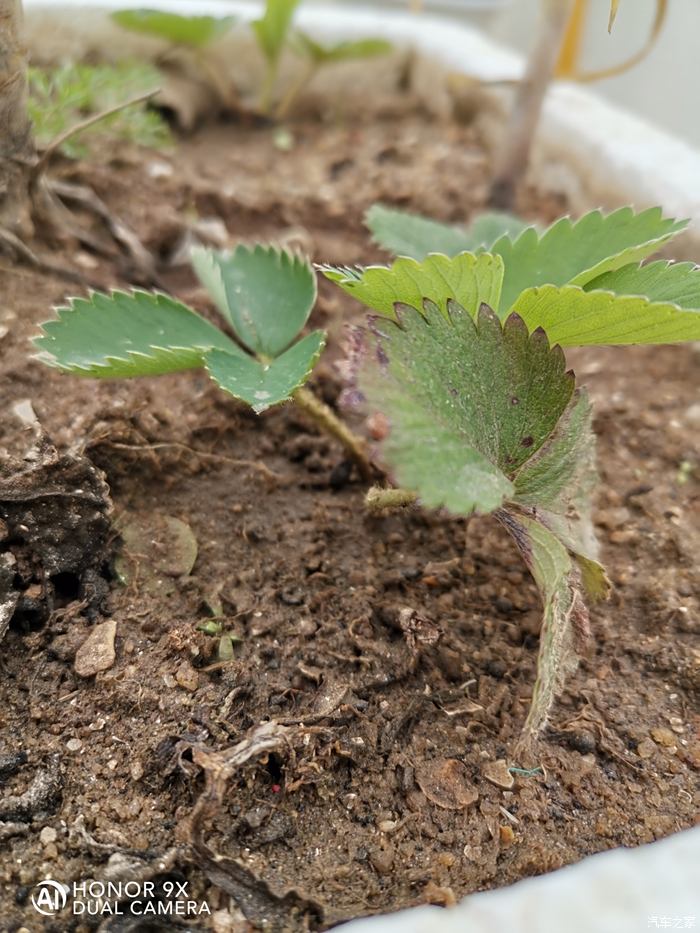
left=111, top=8, right=236, bottom=48
left=324, top=206, right=700, bottom=742
left=34, top=245, right=369, bottom=475
left=112, top=2, right=390, bottom=120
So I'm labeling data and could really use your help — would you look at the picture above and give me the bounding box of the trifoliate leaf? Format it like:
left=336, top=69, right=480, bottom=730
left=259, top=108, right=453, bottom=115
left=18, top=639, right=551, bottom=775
left=205, top=330, right=325, bottom=413
left=192, top=245, right=317, bottom=358
left=365, top=203, right=528, bottom=260
left=493, top=207, right=687, bottom=315
left=355, top=301, right=576, bottom=515
left=321, top=252, right=504, bottom=318
left=35, top=290, right=243, bottom=377
left=585, top=260, right=700, bottom=308
left=111, top=9, right=235, bottom=47
left=513, top=284, right=700, bottom=346
left=253, top=0, right=301, bottom=64
left=295, top=33, right=392, bottom=64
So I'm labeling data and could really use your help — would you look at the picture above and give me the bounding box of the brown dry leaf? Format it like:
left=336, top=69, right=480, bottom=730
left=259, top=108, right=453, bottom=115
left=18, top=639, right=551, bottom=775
left=415, top=758, right=478, bottom=810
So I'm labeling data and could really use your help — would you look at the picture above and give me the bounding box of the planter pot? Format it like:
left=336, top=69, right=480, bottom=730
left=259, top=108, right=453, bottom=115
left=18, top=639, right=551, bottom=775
left=19, top=3, right=700, bottom=931
left=26, top=0, right=700, bottom=252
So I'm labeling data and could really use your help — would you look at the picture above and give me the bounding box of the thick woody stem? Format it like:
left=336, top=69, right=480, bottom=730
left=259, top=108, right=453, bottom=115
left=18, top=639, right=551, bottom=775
left=488, top=0, right=575, bottom=211
left=0, top=0, right=34, bottom=231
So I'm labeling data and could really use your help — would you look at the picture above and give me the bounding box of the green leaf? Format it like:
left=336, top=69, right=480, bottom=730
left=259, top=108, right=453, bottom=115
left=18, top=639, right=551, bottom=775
left=111, top=9, right=235, bottom=47
left=493, top=207, right=687, bottom=315
left=513, top=284, right=700, bottom=346
left=192, top=245, right=317, bottom=358
left=585, top=260, right=700, bottom=308
left=253, top=0, right=301, bottom=65
left=365, top=203, right=527, bottom=260
left=356, top=302, right=576, bottom=514
left=322, top=252, right=504, bottom=319
left=295, top=33, right=392, bottom=64
left=35, top=290, right=243, bottom=377
left=205, top=330, right=325, bottom=413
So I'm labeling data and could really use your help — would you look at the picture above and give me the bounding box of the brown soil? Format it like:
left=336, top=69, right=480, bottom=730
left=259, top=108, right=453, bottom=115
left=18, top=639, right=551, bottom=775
left=0, top=100, right=698, bottom=932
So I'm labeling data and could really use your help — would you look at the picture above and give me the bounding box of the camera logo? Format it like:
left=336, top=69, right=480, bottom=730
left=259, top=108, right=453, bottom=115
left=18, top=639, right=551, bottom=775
left=31, top=880, right=68, bottom=917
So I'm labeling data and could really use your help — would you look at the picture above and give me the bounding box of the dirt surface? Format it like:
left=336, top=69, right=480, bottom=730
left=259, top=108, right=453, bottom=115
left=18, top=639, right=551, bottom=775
left=0, top=100, right=698, bottom=932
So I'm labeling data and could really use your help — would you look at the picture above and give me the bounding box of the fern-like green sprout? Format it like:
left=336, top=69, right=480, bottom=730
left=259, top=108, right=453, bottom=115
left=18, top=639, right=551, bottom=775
left=28, top=62, right=170, bottom=159
left=323, top=205, right=700, bottom=744
left=34, top=245, right=369, bottom=476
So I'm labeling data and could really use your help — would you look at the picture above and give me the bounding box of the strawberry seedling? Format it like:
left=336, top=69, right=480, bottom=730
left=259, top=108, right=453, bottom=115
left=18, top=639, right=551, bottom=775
left=324, top=206, right=700, bottom=742
left=35, top=244, right=369, bottom=475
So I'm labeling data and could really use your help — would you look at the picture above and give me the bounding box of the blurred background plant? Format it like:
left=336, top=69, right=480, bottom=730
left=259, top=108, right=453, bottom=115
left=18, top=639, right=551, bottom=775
left=28, top=61, right=171, bottom=159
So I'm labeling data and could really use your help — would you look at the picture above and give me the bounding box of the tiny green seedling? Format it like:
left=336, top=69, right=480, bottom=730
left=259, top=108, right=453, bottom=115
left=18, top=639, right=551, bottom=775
left=197, top=619, right=243, bottom=662
left=28, top=61, right=170, bottom=159
left=111, top=2, right=390, bottom=120
left=253, top=0, right=302, bottom=114
left=111, top=9, right=236, bottom=48
left=34, top=244, right=369, bottom=475
left=324, top=205, right=700, bottom=741
left=111, top=8, right=238, bottom=113
left=277, top=34, right=393, bottom=119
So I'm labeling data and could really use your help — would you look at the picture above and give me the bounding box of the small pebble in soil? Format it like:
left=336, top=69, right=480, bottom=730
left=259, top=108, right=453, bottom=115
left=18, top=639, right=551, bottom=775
left=636, top=738, right=656, bottom=759
left=369, top=844, right=394, bottom=875
left=39, top=827, right=57, bottom=846
left=74, top=619, right=117, bottom=678
left=650, top=728, right=677, bottom=748
left=175, top=663, right=199, bottom=692
left=66, top=738, right=82, bottom=752
left=482, top=759, right=514, bottom=790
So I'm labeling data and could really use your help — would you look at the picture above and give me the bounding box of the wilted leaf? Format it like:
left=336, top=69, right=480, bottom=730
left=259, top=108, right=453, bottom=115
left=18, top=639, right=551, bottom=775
left=35, top=290, right=243, bottom=377
left=493, top=207, right=687, bottom=315
left=205, top=330, right=325, bottom=412
left=498, top=511, right=580, bottom=738
left=111, top=9, right=235, bottom=47
left=192, top=245, right=316, bottom=358
left=365, top=203, right=527, bottom=260
left=321, top=252, right=504, bottom=318
left=354, top=299, right=608, bottom=736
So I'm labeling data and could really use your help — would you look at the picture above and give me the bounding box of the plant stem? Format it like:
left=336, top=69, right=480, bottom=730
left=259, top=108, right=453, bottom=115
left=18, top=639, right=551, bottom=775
left=0, top=0, right=34, bottom=232
left=293, top=385, right=372, bottom=480
left=488, top=0, right=575, bottom=211
left=365, top=486, right=418, bottom=513
left=275, top=60, right=317, bottom=121
left=259, top=60, right=277, bottom=116
left=32, top=87, right=160, bottom=177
